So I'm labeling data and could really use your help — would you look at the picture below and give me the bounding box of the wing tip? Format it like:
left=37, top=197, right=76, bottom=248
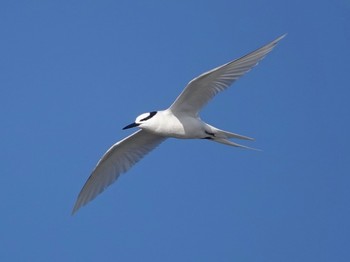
left=277, top=33, right=287, bottom=40
left=272, top=33, right=287, bottom=46
left=71, top=199, right=83, bottom=215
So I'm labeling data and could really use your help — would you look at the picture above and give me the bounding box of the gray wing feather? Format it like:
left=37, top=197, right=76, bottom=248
left=72, top=130, right=166, bottom=214
left=169, top=34, right=286, bottom=116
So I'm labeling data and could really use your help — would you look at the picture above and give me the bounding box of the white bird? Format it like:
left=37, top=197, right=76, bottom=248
left=72, top=34, right=285, bottom=214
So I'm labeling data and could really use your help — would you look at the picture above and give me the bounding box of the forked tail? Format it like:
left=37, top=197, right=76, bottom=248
left=205, top=124, right=260, bottom=151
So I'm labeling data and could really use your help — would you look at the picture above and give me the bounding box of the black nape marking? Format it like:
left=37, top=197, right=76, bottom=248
left=140, top=111, right=157, bottom=122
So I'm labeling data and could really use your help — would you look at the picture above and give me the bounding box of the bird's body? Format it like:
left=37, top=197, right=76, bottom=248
left=139, top=109, right=254, bottom=142
left=134, top=110, right=209, bottom=139
left=72, top=34, right=286, bottom=214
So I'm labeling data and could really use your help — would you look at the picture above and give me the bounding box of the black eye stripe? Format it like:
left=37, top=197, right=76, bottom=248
left=140, top=111, right=157, bottom=122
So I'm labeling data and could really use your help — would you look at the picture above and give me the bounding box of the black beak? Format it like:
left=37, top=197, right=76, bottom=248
left=123, top=122, right=140, bottom=130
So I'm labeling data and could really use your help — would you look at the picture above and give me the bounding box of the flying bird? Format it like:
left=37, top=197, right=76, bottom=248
left=72, top=34, right=285, bottom=214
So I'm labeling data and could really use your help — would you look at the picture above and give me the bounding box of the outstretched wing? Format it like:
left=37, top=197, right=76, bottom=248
left=169, top=34, right=285, bottom=116
left=72, top=130, right=166, bottom=214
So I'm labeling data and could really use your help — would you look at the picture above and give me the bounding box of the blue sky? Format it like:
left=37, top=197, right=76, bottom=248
left=1, top=0, right=349, bottom=261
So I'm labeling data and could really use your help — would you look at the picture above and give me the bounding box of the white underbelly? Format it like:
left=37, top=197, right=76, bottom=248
left=150, top=115, right=205, bottom=139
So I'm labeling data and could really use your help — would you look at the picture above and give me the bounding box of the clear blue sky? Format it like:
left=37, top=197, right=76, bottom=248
left=1, top=1, right=349, bottom=261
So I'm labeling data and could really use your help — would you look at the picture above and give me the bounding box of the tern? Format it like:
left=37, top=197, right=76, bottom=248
left=72, top=34, right=285, bottom=214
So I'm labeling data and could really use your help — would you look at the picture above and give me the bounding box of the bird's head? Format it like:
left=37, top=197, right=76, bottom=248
left=123, top=111, right=158, bottom=130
